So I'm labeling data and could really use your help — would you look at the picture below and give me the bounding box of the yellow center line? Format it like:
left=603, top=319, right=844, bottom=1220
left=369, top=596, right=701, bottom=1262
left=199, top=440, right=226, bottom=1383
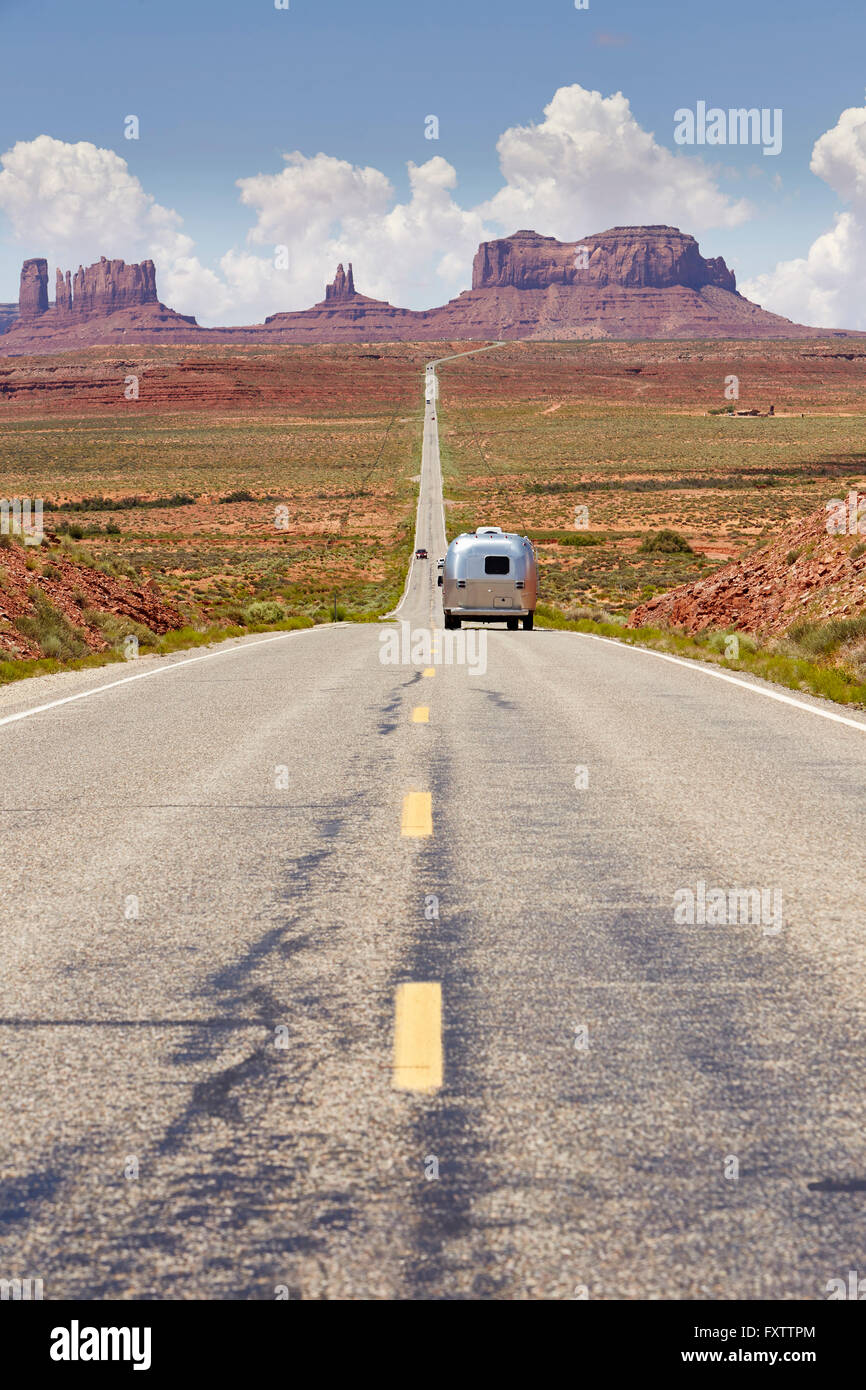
left=401, top=791, right=433, bottom=837
left=411, top=706, right=430, bottom=723
left=393, top=982, right=442, bottom=1092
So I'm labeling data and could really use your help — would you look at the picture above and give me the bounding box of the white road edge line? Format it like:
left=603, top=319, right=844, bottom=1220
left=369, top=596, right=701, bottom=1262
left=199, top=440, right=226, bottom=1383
left=577, top=631, right=866, bottom=734
left=0, top=626, right=334, bottom=729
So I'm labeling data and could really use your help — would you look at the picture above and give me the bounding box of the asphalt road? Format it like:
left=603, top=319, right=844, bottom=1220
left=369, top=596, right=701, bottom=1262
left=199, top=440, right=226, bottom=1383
left=1, top=370, right=866, bottom=1300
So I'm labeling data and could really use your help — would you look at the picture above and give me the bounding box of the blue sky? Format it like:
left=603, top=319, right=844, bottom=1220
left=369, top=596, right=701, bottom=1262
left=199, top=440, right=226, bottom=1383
left=2, top=0, right=866, bottom=324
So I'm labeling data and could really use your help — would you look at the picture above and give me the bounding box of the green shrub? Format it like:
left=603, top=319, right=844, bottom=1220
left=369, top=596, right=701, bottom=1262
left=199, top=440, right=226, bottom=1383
left=789, top=615, right=866, bottom=657
left=706, top=630, right=758, bottom=655
left=243, top=599, right=286, bottom=624
left=558, top=532, right=605, bottom=548
left=58, top=537, right=138, bottom=581
left=638, top=529, right=693, bottom=555
left=86, top=611, right=156, bottom=648
left=52, top=494, right=196, bottom=512
left=15, top=591, right=89, bottom=660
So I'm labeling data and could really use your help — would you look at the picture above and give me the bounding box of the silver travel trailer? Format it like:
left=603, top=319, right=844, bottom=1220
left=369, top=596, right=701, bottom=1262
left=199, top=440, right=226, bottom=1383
left=439, top=526, right=537, bottom=630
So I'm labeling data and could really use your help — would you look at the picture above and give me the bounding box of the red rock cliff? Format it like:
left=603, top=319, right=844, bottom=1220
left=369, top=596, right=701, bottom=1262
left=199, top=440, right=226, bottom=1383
left=18, top=255, right=159, bottom=321
left=324, top=262, right=357, bottom=303
left=55, top=268, right=72, bottom=313
left=472, top=226, right=736, bottom=293
left=67, top=257, right=158, bottom=316
left=19, top=258, right=49, bottom=321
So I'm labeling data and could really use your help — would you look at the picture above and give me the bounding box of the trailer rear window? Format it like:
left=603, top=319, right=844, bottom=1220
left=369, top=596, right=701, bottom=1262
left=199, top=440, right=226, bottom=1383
left=484, top=555, right=510, bottom=575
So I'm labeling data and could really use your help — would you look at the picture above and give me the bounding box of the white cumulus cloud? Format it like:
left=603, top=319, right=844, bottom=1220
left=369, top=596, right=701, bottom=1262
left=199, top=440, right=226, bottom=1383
left=235, top=151, right=489, bottom=314
left=0, top=135, right=218, bottom=317
left=480, top=85, right=752, bottom=237
left=741, top=104, right=866, bottom=329
left=0, top=136, right=192, bottom=266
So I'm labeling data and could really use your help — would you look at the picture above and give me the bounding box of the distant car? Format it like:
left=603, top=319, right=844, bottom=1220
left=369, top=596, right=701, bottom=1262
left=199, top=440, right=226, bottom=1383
left=415, top=547, right=428, bottom=559
left=437, top=556, right=445, bottom=568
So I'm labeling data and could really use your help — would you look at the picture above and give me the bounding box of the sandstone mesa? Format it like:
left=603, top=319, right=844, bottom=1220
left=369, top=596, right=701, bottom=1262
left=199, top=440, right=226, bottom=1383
left=0, top=226, right=858, bottom=354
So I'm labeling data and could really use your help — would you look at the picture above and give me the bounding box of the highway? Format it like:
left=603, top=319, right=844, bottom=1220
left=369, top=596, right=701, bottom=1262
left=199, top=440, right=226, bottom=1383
left=1, top=370, right=866, bottom=1301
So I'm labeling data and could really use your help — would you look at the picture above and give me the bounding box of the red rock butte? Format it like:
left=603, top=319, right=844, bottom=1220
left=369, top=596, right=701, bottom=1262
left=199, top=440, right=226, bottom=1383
left=20, top=256, right=166, bottom=321
left=2, top=227, right=860, bottom=353
left=323, top=262, right=356, bottom=302
left=11, top=254, right=197, bottom=348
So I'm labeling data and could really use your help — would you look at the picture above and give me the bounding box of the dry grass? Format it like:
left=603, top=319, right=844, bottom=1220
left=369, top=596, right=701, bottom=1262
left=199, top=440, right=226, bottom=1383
left=0, top=400, right=421, bottom=626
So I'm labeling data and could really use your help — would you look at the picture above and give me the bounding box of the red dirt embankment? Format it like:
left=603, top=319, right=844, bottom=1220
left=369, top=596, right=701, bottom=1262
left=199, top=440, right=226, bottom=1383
left=0, top=536, right=183, bottom=658
left=629, top=495, right=866, bottom=635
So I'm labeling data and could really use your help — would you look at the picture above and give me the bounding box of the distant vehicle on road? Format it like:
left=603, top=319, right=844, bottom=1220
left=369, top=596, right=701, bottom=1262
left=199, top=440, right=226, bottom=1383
left=437, top=556, right=445, bottom=570
left=440, top=526, right=537, bottom=630
left=415, top=547, right=428, bottom=559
